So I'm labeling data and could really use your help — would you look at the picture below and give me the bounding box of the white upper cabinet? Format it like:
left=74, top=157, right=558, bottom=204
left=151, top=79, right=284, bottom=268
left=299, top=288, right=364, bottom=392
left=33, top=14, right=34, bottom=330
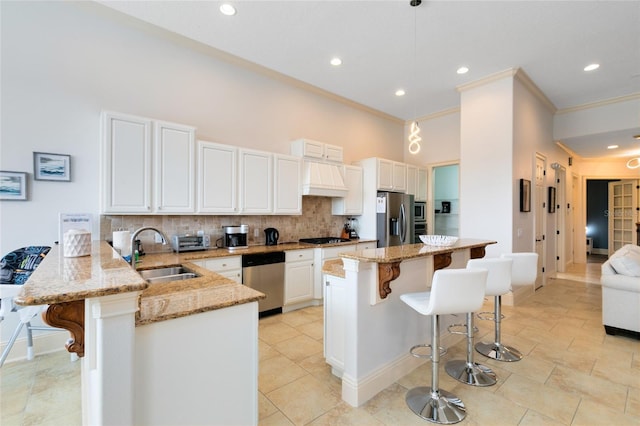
left=332, top=165, right=363, bottom=215
left=197, top=141, right=237, bottom=213
left=416, top=167, right=428, bottom=202
left=406, top=165, right=427, bottom=201
left=154, top=121, right=196, bottom=213
left=290, top=138, right=344, bottom=163
left=376, top=158, right=407, bottom=192
left=239, top=148, right=273, bottom=214
left=102, top=112, right=196, bottom=214
left=273, top=154, right=302, bottom=215
left=102, top=112, right=152, bottom=213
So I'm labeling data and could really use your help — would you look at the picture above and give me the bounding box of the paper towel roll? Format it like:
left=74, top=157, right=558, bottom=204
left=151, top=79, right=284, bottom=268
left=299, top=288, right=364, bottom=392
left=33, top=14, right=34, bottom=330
left=112, top=230, right=131, bottom=257
left=64, top=229, right=92, bottom=257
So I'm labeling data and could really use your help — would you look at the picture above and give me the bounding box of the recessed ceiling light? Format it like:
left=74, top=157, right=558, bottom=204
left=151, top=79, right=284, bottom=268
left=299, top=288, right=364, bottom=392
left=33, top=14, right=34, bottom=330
left=330, top=57, right=342, bottom=66
left=395, top=89, right=406, bottom=97
left=584, top=63, right=600, bottom=72
left=633, top=134, right=640, bottom=140
left=457, top=66, right=469, bottom=75
left=607, top=145, right=619, bottom=149
left=219, top=3, right=236, bottom=16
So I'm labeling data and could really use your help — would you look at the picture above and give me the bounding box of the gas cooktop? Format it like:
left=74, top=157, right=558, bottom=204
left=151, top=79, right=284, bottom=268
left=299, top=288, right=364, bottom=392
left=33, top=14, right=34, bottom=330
left=299, top=237, right=351, bottom=245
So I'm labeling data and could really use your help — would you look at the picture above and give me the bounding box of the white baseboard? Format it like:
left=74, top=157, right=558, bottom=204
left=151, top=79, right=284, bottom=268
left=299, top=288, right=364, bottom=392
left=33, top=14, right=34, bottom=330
left=1, top=330, right=69, bottom=364
left=341, top=351, right=425, bottom=407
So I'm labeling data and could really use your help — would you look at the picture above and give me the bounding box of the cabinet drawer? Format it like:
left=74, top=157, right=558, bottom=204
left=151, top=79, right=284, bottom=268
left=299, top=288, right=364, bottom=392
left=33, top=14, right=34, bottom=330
left=203, top=256, right=241, bottom=272
left=286, top=249, right=314, bottom=263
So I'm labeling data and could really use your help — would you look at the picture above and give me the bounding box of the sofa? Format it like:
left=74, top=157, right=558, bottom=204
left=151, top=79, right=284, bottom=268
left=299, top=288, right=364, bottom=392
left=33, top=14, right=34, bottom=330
left=601, top=244, right=640, bottom=339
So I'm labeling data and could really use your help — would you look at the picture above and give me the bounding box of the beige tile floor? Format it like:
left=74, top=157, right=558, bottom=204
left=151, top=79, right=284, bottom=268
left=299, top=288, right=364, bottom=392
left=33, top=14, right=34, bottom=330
left=2, top=257, right=639, bottom=425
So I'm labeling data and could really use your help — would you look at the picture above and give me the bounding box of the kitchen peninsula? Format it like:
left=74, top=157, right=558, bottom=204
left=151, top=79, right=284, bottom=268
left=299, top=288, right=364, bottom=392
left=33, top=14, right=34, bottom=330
left=15, top=241, right=265, bottom=426
left=322, top=238, right=495, bottom=407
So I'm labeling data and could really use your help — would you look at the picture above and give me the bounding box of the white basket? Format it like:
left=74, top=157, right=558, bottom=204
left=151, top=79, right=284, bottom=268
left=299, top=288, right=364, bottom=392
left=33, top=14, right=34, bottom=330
left=419, top=235, right=458, bottom=247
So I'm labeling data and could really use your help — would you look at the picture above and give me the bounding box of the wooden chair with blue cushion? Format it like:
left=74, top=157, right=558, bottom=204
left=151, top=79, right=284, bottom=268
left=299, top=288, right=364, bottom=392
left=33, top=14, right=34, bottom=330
left=0, top=246, right=56, bottom=367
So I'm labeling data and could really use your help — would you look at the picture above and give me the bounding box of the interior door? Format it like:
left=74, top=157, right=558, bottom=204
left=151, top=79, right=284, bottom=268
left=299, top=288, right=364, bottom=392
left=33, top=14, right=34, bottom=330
left=534, top=155, right=546, bottom=289
left=608, top=180, right=639, bottom=255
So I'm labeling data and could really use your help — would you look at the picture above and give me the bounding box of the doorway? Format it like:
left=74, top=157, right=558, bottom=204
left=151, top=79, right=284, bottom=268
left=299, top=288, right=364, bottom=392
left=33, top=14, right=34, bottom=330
left=431, top=163, right=459, bottom=237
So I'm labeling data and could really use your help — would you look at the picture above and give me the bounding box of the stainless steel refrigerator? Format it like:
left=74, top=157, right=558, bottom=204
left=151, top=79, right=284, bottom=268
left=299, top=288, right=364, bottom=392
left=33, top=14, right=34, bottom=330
left=376, top=192, right=415, bottom=247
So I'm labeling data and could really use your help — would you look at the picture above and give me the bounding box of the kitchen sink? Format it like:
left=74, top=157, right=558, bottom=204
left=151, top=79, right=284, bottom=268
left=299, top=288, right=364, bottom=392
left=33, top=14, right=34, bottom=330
left=138, top=266, right=200, bottom=284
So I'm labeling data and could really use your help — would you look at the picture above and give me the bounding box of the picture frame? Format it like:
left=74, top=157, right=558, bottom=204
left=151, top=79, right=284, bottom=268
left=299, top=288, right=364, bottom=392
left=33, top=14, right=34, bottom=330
left=0, top=171, right=28, bottom=201
left=519, top=179, right=531, bottom=212
left=33, top=152, right=71, bottom=182
left=548, top=186, right=556, bottom=213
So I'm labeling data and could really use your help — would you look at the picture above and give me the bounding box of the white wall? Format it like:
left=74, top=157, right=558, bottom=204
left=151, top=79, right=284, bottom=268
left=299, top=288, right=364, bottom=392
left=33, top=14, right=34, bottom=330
left=0, top=1, right=403, bottom=255
left=554, top=96, right=640, bottom=139
left=404, top=109, right=461, bottom=167
left=459, top=77, right=514, bottom=257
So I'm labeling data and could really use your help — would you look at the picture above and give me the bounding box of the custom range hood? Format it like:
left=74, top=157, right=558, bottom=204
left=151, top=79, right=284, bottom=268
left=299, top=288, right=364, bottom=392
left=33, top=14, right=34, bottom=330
left=301, top=160, right=348, bottom=197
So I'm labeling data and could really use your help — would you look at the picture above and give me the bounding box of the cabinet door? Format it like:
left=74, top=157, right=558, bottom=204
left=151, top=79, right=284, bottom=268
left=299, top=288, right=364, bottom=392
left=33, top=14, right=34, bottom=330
left=273, top=154, right=302, bottom=214
left=324, top=274, right=346, bottom=370
left=197, top=141, right=237, bottom=213
left=416, top=168, right=428, bottom=202
left=332, top=165, right=363, bottom=215
left=377, top=159, right=393, bottom=190
left=323, top=143, right=344, bottom=163
left=406, top=165, right=417, bottom=197
left=285, top=260, right=314, bottom=305
left=239, top=149, right=273, bottom=214
left=154, top=121, right=196, bottom=213
left=102, top=112, right=152, bottom=213
left=392, top=162, right=407, bottom=192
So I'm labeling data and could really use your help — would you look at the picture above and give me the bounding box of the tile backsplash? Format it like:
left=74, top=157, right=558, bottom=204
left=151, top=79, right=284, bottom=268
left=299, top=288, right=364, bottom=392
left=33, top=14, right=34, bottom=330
left=101, top=196, right=347, bottom=253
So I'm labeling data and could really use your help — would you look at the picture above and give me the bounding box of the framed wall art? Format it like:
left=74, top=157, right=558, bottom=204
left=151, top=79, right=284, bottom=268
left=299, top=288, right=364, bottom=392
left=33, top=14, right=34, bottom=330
left=548, top=186, right=556, bottom=213
left=519, top=178, right=531, bottom=212
left=0, top=171, right=28, bottom=201
left=33, top=152, right=71, bottom=181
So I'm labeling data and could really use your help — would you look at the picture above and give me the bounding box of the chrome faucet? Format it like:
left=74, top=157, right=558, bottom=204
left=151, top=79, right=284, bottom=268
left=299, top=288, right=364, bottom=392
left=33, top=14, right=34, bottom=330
left=130, top=227, right=169, bottom=268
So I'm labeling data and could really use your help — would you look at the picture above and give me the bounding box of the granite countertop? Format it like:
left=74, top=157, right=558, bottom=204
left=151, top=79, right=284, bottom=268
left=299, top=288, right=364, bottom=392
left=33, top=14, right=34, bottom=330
left=17, top=239, right=376, bottom=326
left=339, top=238, right=497, bottom=263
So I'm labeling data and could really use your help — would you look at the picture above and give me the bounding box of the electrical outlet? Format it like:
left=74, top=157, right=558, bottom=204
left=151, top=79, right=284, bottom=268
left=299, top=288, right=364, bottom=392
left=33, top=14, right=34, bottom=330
left=254, top=228, right=259, bottom=238
left=517, top=228, right=523, bottom=237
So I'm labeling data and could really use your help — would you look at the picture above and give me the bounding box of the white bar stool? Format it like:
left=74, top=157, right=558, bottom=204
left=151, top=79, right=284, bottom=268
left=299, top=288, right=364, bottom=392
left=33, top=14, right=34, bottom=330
left=445, top=258, right=512, bottom=386
left=475, top=252, right=538, bottom=362
left=400, top=268, right=488, bottom=424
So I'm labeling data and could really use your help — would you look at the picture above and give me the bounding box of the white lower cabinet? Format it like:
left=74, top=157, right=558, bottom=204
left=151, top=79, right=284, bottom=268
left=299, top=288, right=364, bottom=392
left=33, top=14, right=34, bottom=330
left=191, top=256, right=242, bottom=283
left=324, top=273, right=346, bottom=374
left=357, top=242, right=376, bottom=250
left=285, top=249, right=314, bottom=306
left=313, top=244, right=357, bottom=299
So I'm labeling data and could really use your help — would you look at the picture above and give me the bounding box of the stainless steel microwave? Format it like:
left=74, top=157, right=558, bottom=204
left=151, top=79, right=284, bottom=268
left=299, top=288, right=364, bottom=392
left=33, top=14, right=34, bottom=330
left=414, top=201, right=426, bottom=222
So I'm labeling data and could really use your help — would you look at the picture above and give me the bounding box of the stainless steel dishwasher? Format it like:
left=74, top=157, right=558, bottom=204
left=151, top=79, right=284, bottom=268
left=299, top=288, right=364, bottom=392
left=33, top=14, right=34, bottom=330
left=242, top=251, right=285, bottom=317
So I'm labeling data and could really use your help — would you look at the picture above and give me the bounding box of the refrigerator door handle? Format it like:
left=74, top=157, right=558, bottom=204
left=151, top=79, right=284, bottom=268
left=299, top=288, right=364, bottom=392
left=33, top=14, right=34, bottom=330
left=399, top=203, right=406, bottom=243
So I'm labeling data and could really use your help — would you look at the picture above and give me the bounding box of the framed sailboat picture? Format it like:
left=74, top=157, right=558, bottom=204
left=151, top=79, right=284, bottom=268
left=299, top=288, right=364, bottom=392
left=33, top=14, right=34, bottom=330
left=33, top=152, right=71, bottom=181
left=0, top=171, right=27, bottom=200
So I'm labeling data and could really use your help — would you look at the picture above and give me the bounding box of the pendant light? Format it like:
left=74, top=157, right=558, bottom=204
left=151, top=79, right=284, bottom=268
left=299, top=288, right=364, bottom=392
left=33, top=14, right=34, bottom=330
left=408, top=0, right=422, bottom=155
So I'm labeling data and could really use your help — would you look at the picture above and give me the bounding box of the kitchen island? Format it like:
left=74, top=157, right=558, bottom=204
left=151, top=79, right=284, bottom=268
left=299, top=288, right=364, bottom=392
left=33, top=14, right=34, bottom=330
left=322, top=238, right=496, bottom=407
left=15, top=241, right=265, bottom=426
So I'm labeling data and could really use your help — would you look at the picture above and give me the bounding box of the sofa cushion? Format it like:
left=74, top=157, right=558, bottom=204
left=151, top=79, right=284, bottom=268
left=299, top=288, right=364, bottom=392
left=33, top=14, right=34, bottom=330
left=609, top=250, right=640, bottom=277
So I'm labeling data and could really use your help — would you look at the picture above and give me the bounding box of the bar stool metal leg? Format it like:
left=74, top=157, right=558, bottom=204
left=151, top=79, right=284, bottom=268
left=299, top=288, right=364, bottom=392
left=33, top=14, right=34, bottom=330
left=406, top=315, right=466, bottom=424
left=475, top=295, right=523, bottom=362
left=445, top=312, right=497, bottom=386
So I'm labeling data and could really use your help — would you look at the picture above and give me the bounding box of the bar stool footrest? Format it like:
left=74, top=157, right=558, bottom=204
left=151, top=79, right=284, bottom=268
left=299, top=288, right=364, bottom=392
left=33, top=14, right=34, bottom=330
left=476, top=311, right=505, bottom=321
left=409, top=344, right=447, bottom=359
left=447, top=323, right=479, bottom=335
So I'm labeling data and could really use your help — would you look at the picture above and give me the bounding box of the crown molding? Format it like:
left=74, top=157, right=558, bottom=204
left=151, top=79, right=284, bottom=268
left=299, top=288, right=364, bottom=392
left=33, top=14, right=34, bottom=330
left=406, top=107, right=461, bottom=125
left=556, top=141, right=581, bottom=158
left=456, top=68, right=556, bottom=113
left=555, top=93, right=640, bottom=115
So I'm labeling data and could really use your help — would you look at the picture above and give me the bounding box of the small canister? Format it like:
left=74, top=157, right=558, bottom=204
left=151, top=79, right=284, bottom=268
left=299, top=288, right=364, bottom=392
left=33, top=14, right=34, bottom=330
left=64, top=229, right=92, bottom=257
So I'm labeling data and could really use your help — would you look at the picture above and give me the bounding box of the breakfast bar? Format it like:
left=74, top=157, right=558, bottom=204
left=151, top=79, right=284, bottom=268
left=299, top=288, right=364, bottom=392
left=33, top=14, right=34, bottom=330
left=322, top=238, right=495, bottom=407
left=15, top=241, right=265, bottom=426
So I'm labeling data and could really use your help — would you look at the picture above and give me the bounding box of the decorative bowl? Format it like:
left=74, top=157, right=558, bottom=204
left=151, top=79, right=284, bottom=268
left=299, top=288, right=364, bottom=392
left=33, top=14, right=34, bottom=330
left=419, top=235, right=458, bottom=247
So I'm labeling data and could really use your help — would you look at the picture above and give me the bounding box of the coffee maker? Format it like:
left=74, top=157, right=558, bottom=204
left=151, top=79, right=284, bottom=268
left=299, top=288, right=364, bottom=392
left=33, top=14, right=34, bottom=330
left=222, top=225, right=248, bottom=249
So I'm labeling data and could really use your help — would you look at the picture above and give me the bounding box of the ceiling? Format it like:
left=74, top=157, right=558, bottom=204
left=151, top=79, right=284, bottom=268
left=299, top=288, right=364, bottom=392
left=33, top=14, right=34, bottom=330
left=98, top=1, right=640, bottom=160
